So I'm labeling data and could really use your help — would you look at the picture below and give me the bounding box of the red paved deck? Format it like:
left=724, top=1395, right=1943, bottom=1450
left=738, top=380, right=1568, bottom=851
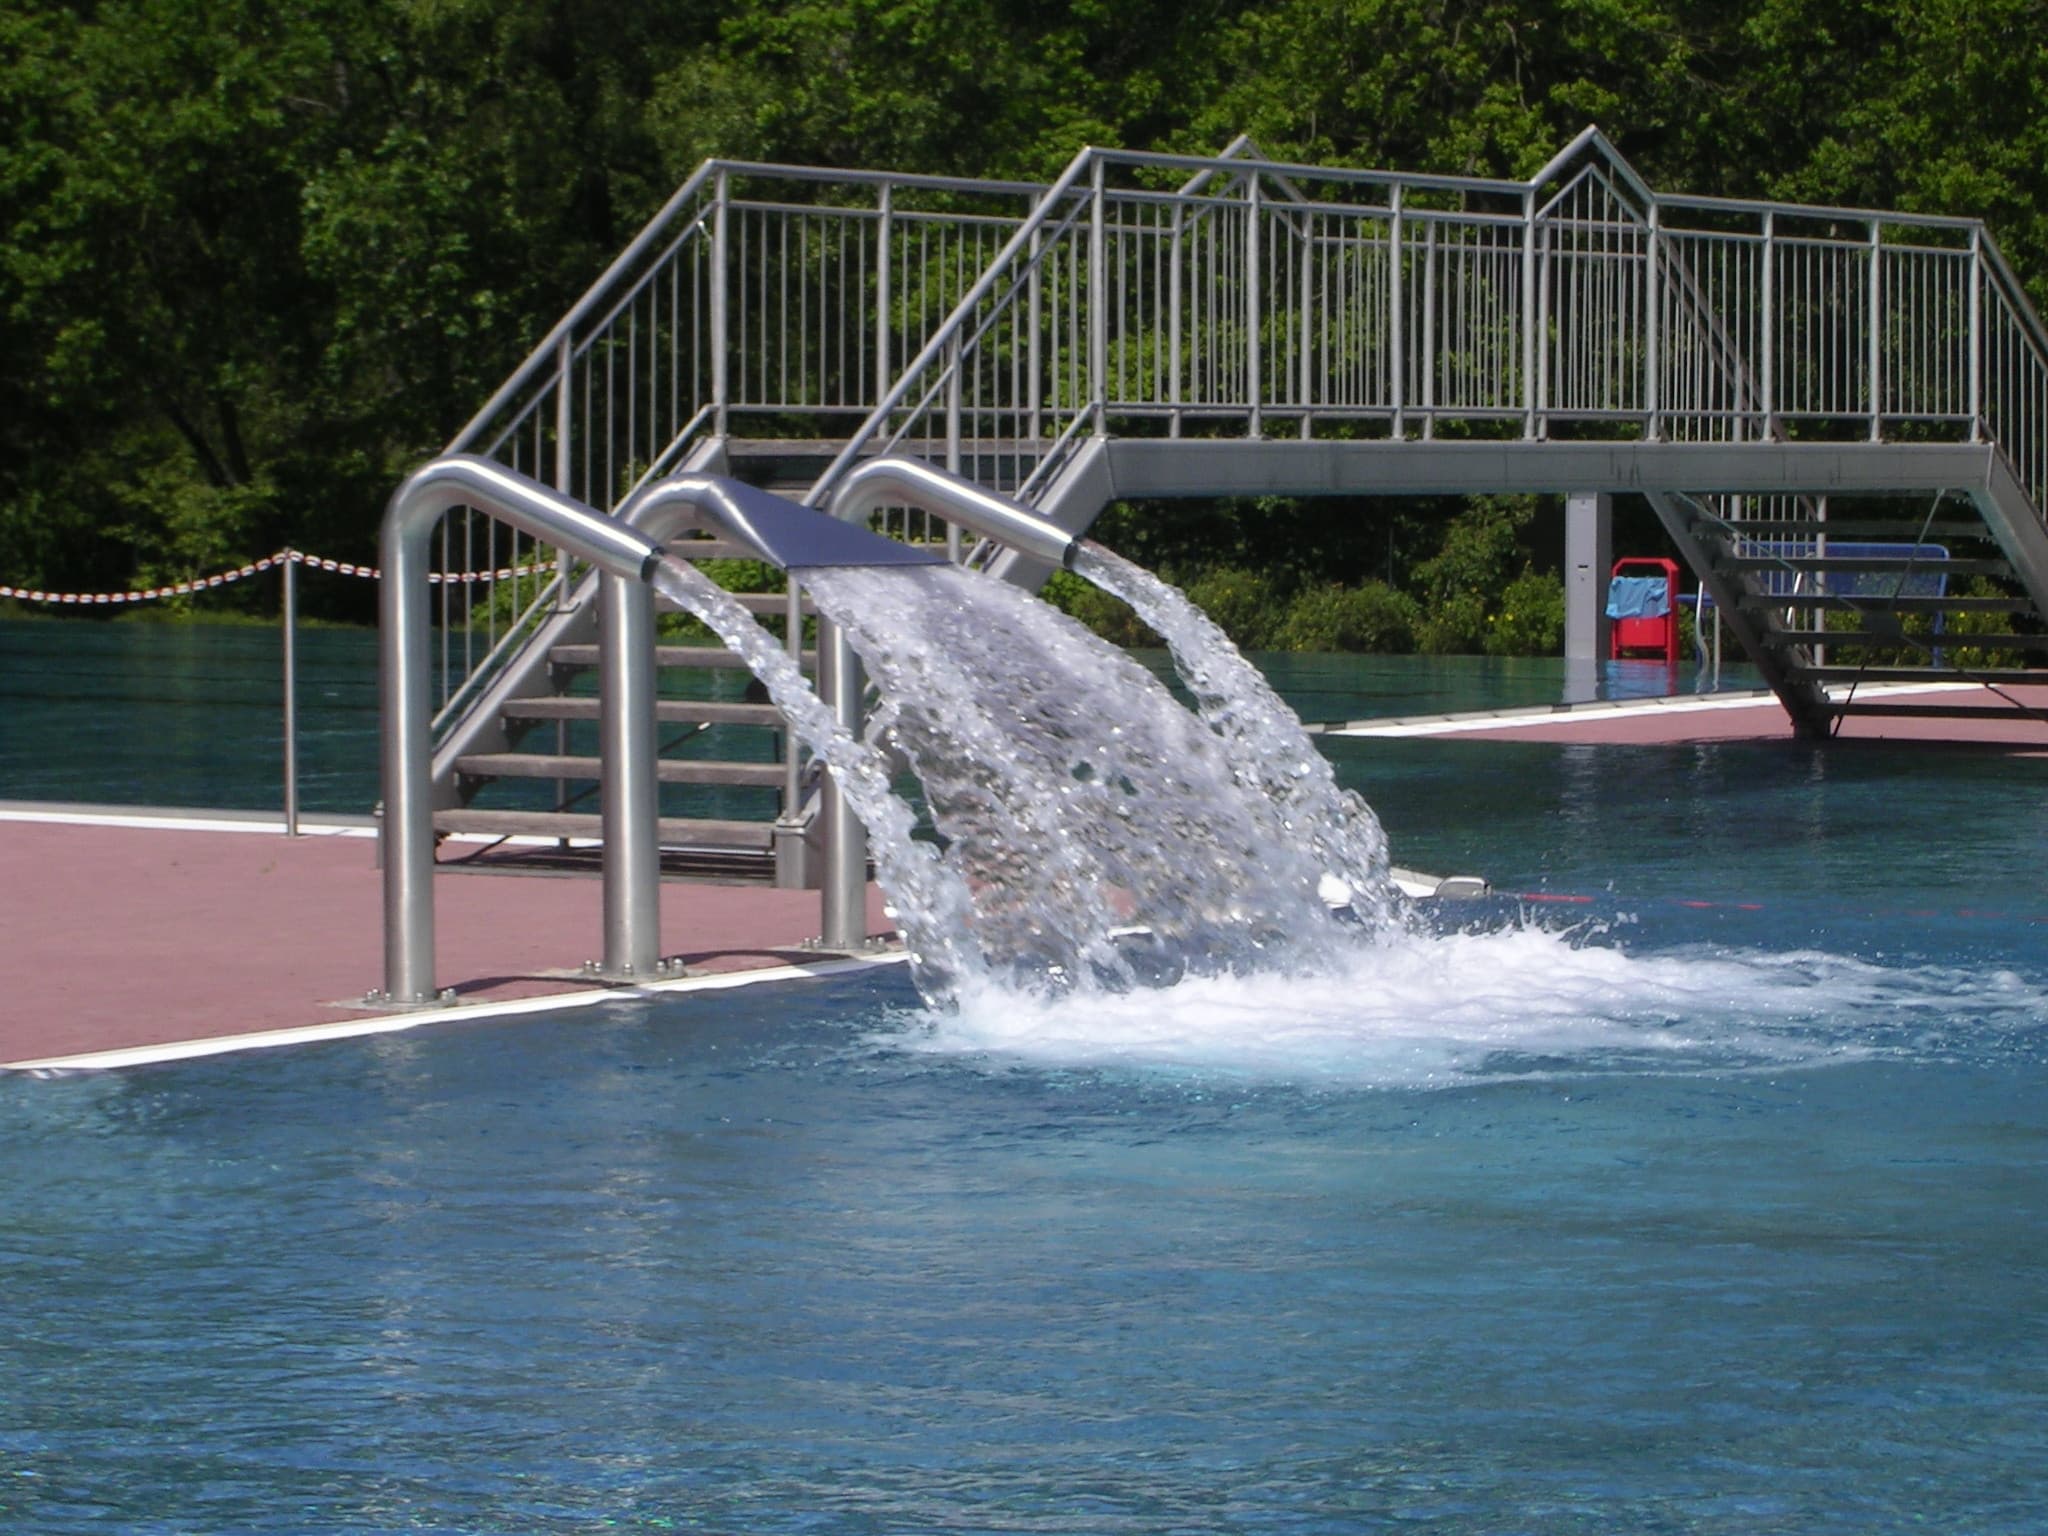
left=2, top=811, right=890, bottom=1068
left=11, top=683, right=2041, bottom=1067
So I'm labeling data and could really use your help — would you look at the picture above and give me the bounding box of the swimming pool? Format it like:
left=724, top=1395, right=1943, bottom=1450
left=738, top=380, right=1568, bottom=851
left=5, top=726, right=2043, bottom=1532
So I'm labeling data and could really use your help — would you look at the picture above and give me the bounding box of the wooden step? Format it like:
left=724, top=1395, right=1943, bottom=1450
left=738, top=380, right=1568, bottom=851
left=453, top=752, right=788, bottom=787
left=433, top=808, right=775, bottom=849
left=549, top=643, right=816, bottom=671
left=503, top=697, right=785, bottom=727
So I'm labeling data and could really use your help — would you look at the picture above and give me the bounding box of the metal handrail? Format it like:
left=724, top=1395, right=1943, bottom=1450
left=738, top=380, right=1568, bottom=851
left=803, top=145, right=1102, bottom=505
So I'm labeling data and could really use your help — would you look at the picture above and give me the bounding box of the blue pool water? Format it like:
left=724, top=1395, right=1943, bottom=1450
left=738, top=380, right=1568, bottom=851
left=4, top=629, right=2046, bottom=1532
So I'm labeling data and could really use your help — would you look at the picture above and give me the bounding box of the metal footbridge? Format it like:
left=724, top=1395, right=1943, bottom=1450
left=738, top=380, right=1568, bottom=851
left=380, top=128, right=2048, bottom=996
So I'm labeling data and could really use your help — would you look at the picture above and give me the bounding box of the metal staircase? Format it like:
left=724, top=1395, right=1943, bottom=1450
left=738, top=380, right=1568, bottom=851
left=1648, top=490, right=2048, bottom=733
left=406, top=130, right=2048, bottom=886
left=434, top=547, right=815, bottom=880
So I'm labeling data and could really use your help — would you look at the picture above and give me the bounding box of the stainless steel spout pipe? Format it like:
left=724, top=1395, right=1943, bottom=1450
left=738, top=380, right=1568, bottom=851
left=380, top=456, right=667, bottom=1006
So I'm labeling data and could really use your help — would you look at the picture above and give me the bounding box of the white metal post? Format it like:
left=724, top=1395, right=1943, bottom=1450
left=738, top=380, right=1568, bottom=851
left=1298, top=207, right=1314, bottom=439
left=1868, top=220, right=1884, bottom=441
left=1421, top=221, right=1437, bottom=438
left=1168, top=202, right=1185, bottom=437
left=1247, top=175, right=1263, bottom=437
left=875, top=183, right=893, bottom=413
left=1968, top=227, right=1984, bottom=441
left=1389, top=188, right=1406, bottom=438
left=1645, top=203, right=1663, bottom=440
left=1522, top=189, right=1538, bottom=438
left=1089, top=158, right=1108, bottom=436
left=711, top=170, right=731, bottom=438
left=281, top=551, right=299, bottom=837
left=1760, top=211, right=1776, bottom=437
left=1027, top=197, right=1043, bottom=444
left=946, top=334, right=964, bottom=561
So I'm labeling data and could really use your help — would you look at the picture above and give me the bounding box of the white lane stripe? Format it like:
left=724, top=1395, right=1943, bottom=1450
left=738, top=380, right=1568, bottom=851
left=3, top=954, right=909, bottom=1073
left=0, top=809, right=590, bottom=848
left=0, top=808, right=379, bottom=837
left=1327, top=681, right=1982, bottom=738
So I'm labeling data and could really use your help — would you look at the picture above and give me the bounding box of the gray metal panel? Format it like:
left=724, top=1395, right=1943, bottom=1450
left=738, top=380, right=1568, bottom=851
left=655, top=473, right=948, bottom=570
left=1101, top=440, right=2005, bottom=499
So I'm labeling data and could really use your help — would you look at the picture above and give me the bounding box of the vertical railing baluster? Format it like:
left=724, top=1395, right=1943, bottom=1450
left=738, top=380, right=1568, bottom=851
left=711, top=171, right=731, bottom=438
left=1298, top=208, right=1314, bottom=439
left=1389, top=188, right=1405, bottom=438
left=1421, top=219, right=1437, bottom=439
left=946, top=333, right=963, bottom=560
left=1760, top=213, right=1775, bottom=438
left=1867, top=220, right=1883, bottom=440
left=1969, top=227, right=1984, bottom=441
left=1521, top=189, right=1537, bottom=438
left=1246, top=175, right=1263, bottom=436
left=1168, top=200, right=1184, bottom=437
left=281, top=551, right=298, bottom=837
left=1645, top=202, right=1662, bottom=440
left=875, top=183, right=893, bottom=423
left=1089, top=157, right=1108, bottom=436
left=1028, top=194, right=1044, bottom=444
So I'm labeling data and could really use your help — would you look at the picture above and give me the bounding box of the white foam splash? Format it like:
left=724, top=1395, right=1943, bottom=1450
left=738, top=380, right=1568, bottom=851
left=867, top=922, right=2047, bottom=1088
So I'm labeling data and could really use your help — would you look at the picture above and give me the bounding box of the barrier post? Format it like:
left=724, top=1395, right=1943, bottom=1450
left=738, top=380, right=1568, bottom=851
left=281, top=552, right=300, bottom=836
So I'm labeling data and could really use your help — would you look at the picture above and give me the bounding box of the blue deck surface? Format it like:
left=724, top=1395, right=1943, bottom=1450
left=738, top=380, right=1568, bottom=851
left=3, top=626, right=2044, bottom=1533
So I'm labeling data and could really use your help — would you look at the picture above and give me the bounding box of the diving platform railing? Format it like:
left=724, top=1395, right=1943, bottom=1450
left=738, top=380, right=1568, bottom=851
left=392, top=131, right=2048, bottom=925
left=412, top=131, right=2048, bottom=742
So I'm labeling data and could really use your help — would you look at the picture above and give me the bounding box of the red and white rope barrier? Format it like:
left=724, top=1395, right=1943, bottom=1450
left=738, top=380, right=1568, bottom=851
left=0, top=548, right=539, bottom=606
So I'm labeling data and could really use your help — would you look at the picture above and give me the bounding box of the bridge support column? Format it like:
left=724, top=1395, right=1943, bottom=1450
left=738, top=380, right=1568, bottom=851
left=1564, top=491, right=1612, bottom=704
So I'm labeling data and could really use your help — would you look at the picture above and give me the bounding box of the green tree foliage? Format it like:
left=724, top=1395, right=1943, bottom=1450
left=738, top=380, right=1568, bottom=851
left=1484, top=568, right=1566, bottom=657
left=1408, top=496, right=1533, bottom=653
left=9, top=0, right=2048, bottom=615
left=1276, top=582, right=1419, bottom=653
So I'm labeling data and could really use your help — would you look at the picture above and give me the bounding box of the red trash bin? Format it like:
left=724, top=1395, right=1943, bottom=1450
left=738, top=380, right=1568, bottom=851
left=1608, top=557, right=1680, bottom=661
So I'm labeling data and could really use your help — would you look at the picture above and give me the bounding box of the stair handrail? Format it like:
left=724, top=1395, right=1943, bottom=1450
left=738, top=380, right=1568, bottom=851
left=447, top=157, right=1051, bottom=460
left=429, top=156, right=1051, bottom=747
left=802, top=145, right=1103, bottom=508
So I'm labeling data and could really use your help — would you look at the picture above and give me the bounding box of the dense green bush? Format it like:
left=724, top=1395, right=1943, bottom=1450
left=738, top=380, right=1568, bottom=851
left=1484, top=569, right=1566, bottom=656
left=1276, top=581, right=1418, bottom=653
left=1413, top=592, right=1489, bottom=655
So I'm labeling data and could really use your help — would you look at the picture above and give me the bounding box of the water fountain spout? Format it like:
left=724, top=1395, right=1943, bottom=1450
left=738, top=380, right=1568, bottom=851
left=812, top=459, right=1084, bottom=950
left=626, top=472, right=946, bottom=571
left=823, top=457, right=1079, bottom=570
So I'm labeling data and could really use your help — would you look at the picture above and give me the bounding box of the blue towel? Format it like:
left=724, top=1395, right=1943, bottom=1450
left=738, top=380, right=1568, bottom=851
left=1606, top=576, right=1669, bottom=620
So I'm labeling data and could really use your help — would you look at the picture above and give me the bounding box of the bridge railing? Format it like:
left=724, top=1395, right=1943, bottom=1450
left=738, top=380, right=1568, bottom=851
left=414, top=135, right=2048, bottom=736
left=804, top=134, right=2048, bottom=536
